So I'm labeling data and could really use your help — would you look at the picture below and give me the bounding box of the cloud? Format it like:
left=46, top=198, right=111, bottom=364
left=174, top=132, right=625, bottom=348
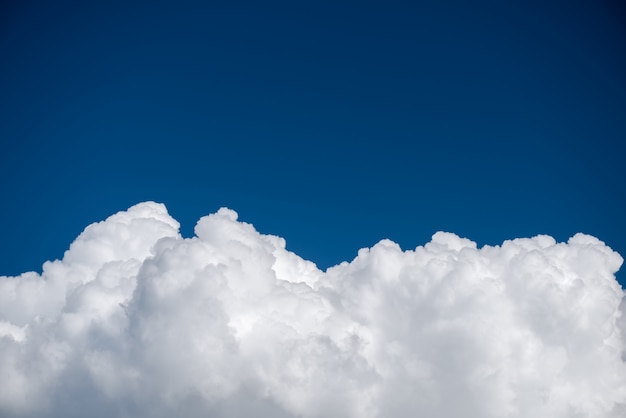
left=1, top=202, right=625, bottom=418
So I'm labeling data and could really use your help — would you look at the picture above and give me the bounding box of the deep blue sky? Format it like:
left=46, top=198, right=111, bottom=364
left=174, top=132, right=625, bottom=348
left=1, top=0, right=625, bottom=285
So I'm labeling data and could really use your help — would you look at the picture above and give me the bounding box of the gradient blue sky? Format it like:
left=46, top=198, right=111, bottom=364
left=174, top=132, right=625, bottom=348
left=1, top=0, right=624, bottom=285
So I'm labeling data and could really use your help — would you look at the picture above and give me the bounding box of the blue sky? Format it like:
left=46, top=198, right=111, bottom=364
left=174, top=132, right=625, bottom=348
left=1, top=0, right=624, bottom=285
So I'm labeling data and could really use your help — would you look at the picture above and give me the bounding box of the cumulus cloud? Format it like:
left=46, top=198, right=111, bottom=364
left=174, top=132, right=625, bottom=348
left=1, top=202, right=625, bottom=418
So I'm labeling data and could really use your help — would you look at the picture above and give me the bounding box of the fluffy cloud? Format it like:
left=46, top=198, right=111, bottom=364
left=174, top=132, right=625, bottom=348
left=1, top=202, right=624, bottom=418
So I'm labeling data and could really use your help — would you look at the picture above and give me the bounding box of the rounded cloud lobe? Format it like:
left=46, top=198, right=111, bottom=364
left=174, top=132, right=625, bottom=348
left=1, top=202, right=624, bottom=418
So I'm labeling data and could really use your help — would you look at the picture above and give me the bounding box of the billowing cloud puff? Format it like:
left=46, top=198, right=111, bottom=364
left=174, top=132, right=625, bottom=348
left=1, top=202, right=625, bottom=417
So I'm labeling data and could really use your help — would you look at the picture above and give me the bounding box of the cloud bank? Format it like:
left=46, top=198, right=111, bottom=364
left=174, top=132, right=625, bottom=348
left=1, top=202, right=625, bottom=418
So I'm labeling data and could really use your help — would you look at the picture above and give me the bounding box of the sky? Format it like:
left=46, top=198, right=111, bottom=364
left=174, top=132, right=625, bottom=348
left=1, top=0, right=624, bottom=283
left=0, top=1, right=625, bottom=416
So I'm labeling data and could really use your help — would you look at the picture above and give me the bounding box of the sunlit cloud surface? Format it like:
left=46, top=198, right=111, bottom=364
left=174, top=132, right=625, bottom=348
left=1, top=202, right=624, bottom=417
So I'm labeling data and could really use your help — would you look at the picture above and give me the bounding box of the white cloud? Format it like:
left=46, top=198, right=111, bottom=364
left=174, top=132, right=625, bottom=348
left=0, top=202, right=624, bottom=417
